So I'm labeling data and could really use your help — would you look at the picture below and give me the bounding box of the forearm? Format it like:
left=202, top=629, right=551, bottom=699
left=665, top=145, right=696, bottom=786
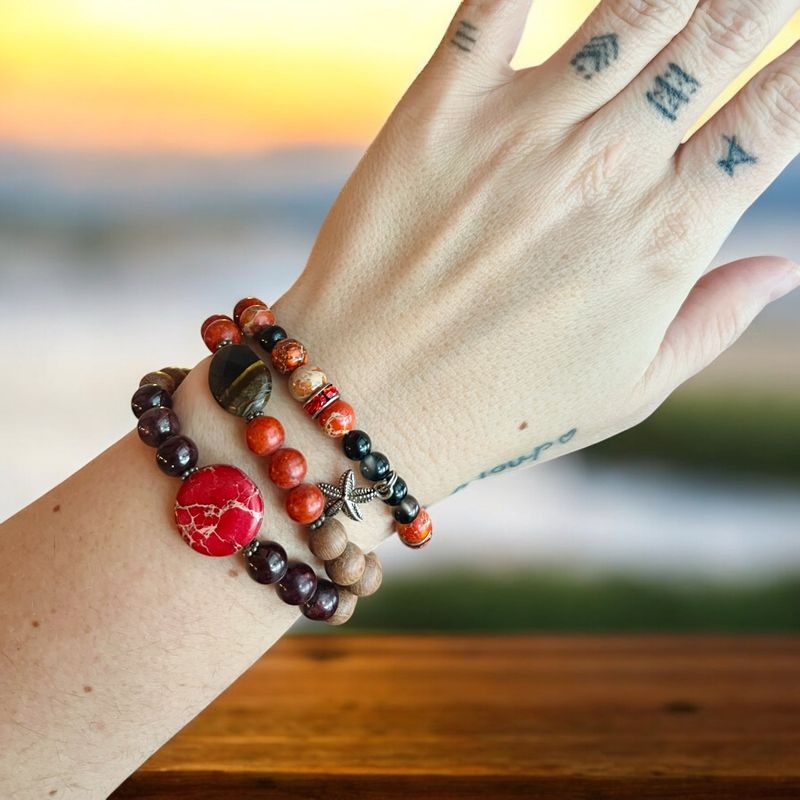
left=0, top=292, right=393, bottom=798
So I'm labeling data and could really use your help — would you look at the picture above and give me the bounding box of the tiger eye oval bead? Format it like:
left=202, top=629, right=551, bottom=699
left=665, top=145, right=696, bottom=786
left=349, top=552, right=383, bottom=597
left=317, top=399, right=356, bottom=438
left=326, top=588, right=358, bottom=626
left=131, top=384, right=172, bottom=418
left=233, top=296, right=266, bottom=325
left=288, top=364, right=328, bottom=402
left=396, top=507, right=432, bottom=549
left=308, top=518, right=348, bottom=561
left=271, top=338, right=308, bottom=375
left=139, top=370, right=176, bottom=393
left=268, top=448, right=307, bottom=489
left=238, top=304, right=275, bottom=337
left=325, top=541, right=366, bottom=587
left=203, top=317, right=241, bottom=352
left=137, top=406, right=181, bottom=447
left=302, top=579, right=340, bottom=622
left=208, top=343, right=272, bottom=418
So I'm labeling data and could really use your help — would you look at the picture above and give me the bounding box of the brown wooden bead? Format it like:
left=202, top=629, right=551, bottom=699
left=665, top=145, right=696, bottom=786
left=325, top=541, right=366, bottom=587
left=326, top=588, right=358, bottom=626
left=308, top=518, right=348, bottom=561
left=160, top=366, right=190, bottom=389
left=349, top=551, right=383, bottom=597
left=139, top=370, right=176, bottom=393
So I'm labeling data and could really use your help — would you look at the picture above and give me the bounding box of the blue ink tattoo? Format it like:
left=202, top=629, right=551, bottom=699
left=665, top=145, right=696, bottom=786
left=646, top=63, right=700, bottom=122
left=452, top=20, right=477, bottom=53
left=571, top=34, right=619, bottom=80
left=717, top=135, right=757, bottom=177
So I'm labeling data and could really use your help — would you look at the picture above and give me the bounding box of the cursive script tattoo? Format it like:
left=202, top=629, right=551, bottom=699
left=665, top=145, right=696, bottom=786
left=571, top=34, right=619, bottom=80
left=717, top=135, right=757, bottom=177
left=646, top=63, right=700, bottom=122
left=451, top=428, right=578, bottom=494
left=452, top=20, right=477, bottom=53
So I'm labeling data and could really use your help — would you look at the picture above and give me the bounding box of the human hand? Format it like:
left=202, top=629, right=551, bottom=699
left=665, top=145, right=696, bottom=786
left=273, top=0, right=800, bottom=505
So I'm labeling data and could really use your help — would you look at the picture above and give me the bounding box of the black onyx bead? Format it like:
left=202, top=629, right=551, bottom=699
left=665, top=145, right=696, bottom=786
left=131, top=384, right=172, bottom=419
left=137, top=406, right=181, bottom=447
left=208, top=343, right=272, bottom=418
left=382, top=476, right=408, bottom=507
left=302, top=579, right=340, bottom=622
left=343, top=429, right=372, bottom=461
left=277, top=563, right=318, bottom=606
left=156, top=435, right=199, bottom=477
left=393, top=495, right=420, bottom=525
left=258, top=325, right=288, bottom=353
left=245, top=540, right=288, bottom=585
left=360, top=451, right=390, bottom=482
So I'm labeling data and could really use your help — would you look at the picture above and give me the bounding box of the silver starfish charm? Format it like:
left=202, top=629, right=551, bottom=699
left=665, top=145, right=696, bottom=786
left=317, top=469, right=377, bottom=522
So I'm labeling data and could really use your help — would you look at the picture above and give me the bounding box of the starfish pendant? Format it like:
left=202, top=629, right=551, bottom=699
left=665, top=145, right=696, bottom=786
left=317, top=469, right=377, bottom=522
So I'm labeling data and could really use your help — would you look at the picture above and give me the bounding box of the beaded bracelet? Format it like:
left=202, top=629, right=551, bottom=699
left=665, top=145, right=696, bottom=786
left=201, top=297, right=432, bottom=549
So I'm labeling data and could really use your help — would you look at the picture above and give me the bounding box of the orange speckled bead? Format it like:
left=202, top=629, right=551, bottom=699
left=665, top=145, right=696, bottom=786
left=285, top=483, right=325, bottom=524
left=233, top=297, right=265, bottom=325
left=239, top=304, right=276, bottom=337
left=246, top=415, right=285, bottom=457
left=269, top=447, right=307, bottom=489
left=288, top=364, right=328, bottom=402
left=202, top=317, right=241, bottom=352
left=201, top=314, right=229, bottom=338
left=396, top=507, right=432, bottom=549
left=317, top=399, right=356, bottom=438
left=271, top=339, right=308, bottom=375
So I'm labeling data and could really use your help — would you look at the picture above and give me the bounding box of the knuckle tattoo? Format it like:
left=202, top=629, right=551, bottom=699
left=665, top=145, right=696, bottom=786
left=645, top=63, right=700, bottom=122
left=570, top=34, right=620, bottom=80
left=451, top=19, right=478, bottom=53
left=716, top=135, right=757, bottom=178
left=694, top=1, right=771, bottom=64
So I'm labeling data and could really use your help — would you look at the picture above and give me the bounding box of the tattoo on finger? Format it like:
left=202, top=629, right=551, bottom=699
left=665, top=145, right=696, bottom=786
left=571, top=34, right=619, bottom=80
left=717, top=135, right=757, bottom=177
left=452, top=20, right=477, bottom=53
left=646, top=63, right=700, bottom=122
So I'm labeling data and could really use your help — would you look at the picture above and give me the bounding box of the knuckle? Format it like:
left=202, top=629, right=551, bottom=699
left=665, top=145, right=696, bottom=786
left=646, top=205, right=696, bottom=260
left=758, top=69, right=800, bottom=135
left=606, top=0, right=694, bottom=34
left=693, top=1, right=772, bottom=64
left=569, top=139, right=628, bottom=207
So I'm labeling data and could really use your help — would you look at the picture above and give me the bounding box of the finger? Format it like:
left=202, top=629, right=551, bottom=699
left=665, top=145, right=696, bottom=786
left=516, top=0, right=699, bottom=123
left=645, top=256, right=800, bottom=394
left=602, top=0, right=799, bottom=152
left=675, top=40, right=800, bottom=223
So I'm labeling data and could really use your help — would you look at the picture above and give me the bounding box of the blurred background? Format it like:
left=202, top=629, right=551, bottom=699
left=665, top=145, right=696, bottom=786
left=0, top=1, right=798, bottom=632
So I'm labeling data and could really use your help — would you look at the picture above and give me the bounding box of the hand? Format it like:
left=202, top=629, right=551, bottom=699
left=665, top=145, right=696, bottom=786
left=273, top=0, right=800, bottom=505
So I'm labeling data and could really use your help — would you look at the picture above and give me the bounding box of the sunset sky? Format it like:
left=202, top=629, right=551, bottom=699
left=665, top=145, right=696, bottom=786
left=0, top=1, right=798, bottom=152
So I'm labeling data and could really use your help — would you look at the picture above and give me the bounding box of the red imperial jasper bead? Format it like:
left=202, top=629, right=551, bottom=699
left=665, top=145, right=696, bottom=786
left=201, top=314, right=229, bottom=338
left=202, top=317, right=241, bottom=353
left=233, top=297, right=265, bottom=325
left=303, top=384, right=340, bottom=419
left=285, top=483, right=325, bottom=524
left=317, top=399, right=356, bottom=438
left=396, top=507, right=432, bottom=549
left=239, top=304, right=276, bottom=337
left=174, top=464, right=263, bottom=557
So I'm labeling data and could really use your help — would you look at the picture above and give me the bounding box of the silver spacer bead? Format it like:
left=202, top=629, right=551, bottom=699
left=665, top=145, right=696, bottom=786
left=374, top=470, right=398, bottom=501
left=242, top=539, right=260, bottom=558
left=180, top=466, right=200, bottom=481
left=308, top=514, right=327, bottom=531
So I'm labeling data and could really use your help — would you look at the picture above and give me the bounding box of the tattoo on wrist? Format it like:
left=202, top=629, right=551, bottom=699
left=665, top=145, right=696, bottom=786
left=450, top=428, right=578, bottom=495
left=646, top=63, right=700, bottom=122
left=571, top=34, right=619, bottom=80
left=452, top=20, right=477, bottom=53
left=717, top=135, right=757, bottom=177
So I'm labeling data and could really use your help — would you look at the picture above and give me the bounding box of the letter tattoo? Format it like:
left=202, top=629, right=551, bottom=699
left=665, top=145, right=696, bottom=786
left=717, top=135, right=757, bottom=177
left=646, top=63, right=700, bottom=122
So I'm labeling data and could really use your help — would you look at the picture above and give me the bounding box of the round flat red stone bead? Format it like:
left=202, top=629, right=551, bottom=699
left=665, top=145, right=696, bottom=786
left=317, top=399, right=356, bottom=438
left=271, top=339, right=308, bottom=375
left=202, top=318, right=241, bottom=352
left=246, top=415, right=285, bottom=457
left=233, top=297, right=266, bottom=325
left=303, top=384, right=340, bottom=418
left=174, top=464, right=263, bottom=557
left=269, top=447, right=307, bottom=489
left=285, top=483, right=325, bottom=524
left=238, top=304, right=276, bottom=337
left=396, top=507, right=432, bottom=549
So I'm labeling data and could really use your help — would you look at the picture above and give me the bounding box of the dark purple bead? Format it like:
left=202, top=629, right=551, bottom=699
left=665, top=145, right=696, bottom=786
left=245, top=540, right=288, bottom=585
left=131, top=383, right=172, bottom=418
left=277, top=563, right=317, bottom=606
left=137, top=406, right=181, bottom=447
left=302, top=579, right=340, bottom=621
left=155, top=435, right=198, bottom=477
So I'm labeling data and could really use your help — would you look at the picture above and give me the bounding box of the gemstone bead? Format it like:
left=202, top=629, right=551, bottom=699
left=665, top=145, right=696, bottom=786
left=277, top=563, right=318, bottom=605
left=303, top=384, right=340, bottom=418
left=233, top=297, right=266, bottom=325
left=156, top=435, right=199, bottom=477
left=317, top=399, right=356, bottom=438
left=393, top=495, right=420, bottom=524
left=131, top=384, right=172, bottom=418
left=286, top=483, right=325, bottom=524
left=239, top=304, right=276, bottom=337
left=159, top=367, right=190, bottom=389
left=271, top=338, right=308, bottom=374
left=245, top=415, right=285, bottom=457
left=343, top=430, right=371, bottom=461
left=288, top=364, right=328, bottom=402
left=139, top=370, right=176, bottom=393
left=360, top=451, right=390, bottom=482
left=308, top=518, right=348, bottom=561
left=174, top=464, right=264, bottom=556
left=244, top=540, right=288, bottom=584
left=137, top=406, right=181, bottom=447
left=208, top=343, right=272, bottom=418
left=326, top=588, right=358, bottom=626
left=396, top=507, right=432, bottom=549
left=269, top=447, right=307, bottom=489
left=302, top=579, right=340, bottom=621
left=258, top=325, right=287, bottom=353
left=201, top=314, right=229, bottom=338
left=381, top=475, right=408, bottom=506
left=202, top=316, right=241, bottom=352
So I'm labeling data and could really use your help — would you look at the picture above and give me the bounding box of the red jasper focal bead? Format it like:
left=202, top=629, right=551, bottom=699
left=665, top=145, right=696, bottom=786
left=174, top=464, right=263, bottom=556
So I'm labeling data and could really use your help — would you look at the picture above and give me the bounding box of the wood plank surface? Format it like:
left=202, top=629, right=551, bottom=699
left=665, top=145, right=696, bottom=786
left=113, top=635, right=800, bottom=799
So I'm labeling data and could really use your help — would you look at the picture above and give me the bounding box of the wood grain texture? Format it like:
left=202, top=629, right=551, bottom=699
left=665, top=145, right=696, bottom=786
left=113, top=635, right=800, bottom=799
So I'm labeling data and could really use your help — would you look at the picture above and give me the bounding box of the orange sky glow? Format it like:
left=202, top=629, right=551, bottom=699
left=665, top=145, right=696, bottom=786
left=0, top=1, right=798, bottom=152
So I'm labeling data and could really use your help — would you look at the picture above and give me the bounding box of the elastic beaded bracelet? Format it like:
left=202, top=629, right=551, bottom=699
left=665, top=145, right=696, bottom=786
left=213, top=298, right=432, bottom=549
